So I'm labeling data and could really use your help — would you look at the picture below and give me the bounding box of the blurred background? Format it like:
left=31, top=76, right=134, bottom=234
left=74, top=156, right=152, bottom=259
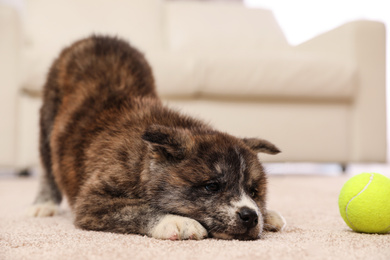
left=0, top=0, right=388, bottom=177
left=245, top=0, right=389, bottom=175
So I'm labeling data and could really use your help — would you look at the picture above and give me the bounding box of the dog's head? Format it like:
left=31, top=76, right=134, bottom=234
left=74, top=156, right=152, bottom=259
left=142, top=125, right=280, bottom=240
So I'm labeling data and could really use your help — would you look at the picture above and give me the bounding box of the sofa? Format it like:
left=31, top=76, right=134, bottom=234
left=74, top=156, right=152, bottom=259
left=0, top=0, right=387, bottom=171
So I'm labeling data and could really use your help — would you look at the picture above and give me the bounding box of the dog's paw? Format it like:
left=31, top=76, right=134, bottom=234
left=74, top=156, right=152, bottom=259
left=264, top=209, right=286, bottom=232
left=26, top=201, right=59, bottom=217
left=151, top=215, right=208, bottom=240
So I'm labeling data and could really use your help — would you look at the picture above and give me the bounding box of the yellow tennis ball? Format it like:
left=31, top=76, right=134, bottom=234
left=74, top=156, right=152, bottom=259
left=338, top=173, right=390, bottom=234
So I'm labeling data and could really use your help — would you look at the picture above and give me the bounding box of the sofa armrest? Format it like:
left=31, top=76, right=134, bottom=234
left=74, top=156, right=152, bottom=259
left=0, top=3, right=22, bottom=167
left=297, top=20, right=387, bottom=162
left=295, top=20, right=385, bottom=61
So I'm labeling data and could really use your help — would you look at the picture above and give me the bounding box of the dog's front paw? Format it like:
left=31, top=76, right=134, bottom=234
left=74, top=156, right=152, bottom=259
left=25, top=201, right=59, bottom=217
left=151, top=215, right=208, bottom=240
left=264, top=209, right=286, bottom=232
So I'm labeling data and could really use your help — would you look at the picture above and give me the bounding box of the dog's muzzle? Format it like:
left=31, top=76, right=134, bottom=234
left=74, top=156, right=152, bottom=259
left=237, top=207, right=258, bottom=229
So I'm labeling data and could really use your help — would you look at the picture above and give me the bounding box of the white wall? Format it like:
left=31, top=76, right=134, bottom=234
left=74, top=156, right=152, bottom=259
left=0, top=0, right=24, bottom=12
left=244, top=0, right=388, bottom=45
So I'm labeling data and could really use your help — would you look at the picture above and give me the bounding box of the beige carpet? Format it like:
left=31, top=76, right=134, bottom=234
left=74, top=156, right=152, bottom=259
left=1, top=175, right=389, bottom=260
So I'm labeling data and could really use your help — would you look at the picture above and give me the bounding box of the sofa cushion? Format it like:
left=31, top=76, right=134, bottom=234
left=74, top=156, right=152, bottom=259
left=145, top=53, right=201, bottom=97
left=25, top=0, right=164, bottom=54
left=22, top=51, right=357, bottom=101
left=21, top=50, right=202, bottom=98
left=166, top=1, right=290, bottom=53
left=199, top=52, right=357, bottom=100
left=22, top=0, right=164, bottom=91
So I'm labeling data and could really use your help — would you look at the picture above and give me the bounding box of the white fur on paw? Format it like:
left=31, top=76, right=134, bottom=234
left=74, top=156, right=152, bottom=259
left=264, top=210, right=287, bottom=232
left=151, top=215, right=208, bottom=240
left=26, top=201, right=59, bottom=217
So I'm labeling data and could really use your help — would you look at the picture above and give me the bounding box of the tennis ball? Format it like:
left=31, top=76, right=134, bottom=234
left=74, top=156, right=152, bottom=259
left=338, top=172, right=390, bottom=234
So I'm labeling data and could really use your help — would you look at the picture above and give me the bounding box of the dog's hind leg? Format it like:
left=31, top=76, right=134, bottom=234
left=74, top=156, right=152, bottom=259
left=26, top=91, right=63, bottom=217
left=26, top=172, right=62, bottom=217
left=26, top=133, right=62, bottom=217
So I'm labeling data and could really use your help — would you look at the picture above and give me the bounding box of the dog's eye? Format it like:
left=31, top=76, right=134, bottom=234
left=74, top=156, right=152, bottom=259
left=250, top=188, right=258, bottom=198
left=205, top=183, right=221, bottom=192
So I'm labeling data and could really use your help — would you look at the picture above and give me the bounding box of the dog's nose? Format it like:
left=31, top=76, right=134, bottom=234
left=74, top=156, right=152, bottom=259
left=237, top=207, right=258, bottom=229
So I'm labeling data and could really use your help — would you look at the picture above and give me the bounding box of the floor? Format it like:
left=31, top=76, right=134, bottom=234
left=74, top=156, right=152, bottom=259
left=1, top=175, right=389, bottom=260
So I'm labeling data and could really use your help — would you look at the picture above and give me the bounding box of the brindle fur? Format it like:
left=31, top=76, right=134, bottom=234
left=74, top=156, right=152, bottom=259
left=32, top=35, right=283, bottom=240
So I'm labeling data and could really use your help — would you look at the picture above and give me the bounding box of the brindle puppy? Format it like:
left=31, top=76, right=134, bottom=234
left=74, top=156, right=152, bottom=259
left=27, top=35, right=286, bottom=240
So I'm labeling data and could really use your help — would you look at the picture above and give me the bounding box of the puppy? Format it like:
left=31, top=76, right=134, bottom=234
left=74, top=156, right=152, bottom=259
left=27, top=35, right=286, bottom=240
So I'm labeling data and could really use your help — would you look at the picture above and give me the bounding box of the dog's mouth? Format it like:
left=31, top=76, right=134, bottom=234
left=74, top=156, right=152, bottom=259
left=207, top=223, right=263, bottom=241
left=210, top=229, right=262, bottom=240
left=199, top=212, right=263, bottom=240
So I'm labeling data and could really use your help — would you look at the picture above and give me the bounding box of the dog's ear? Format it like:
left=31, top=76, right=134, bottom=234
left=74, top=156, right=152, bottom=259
left=142, top=125, right=194, bottom=161
left=242, top=138, right=281, bottom=155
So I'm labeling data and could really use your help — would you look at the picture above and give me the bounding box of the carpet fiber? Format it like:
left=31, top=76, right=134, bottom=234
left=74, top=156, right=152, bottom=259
left=1, top=175, right=389, bottom=260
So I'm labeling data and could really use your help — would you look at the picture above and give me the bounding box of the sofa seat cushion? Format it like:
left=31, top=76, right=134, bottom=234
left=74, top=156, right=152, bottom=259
left=21, top=50, right=357, bottom=102
left=199, top=52, right=358, bottom=101
left=21, top=51, right=202, bottom=98
left=146, top=53, right=201, bottom=97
